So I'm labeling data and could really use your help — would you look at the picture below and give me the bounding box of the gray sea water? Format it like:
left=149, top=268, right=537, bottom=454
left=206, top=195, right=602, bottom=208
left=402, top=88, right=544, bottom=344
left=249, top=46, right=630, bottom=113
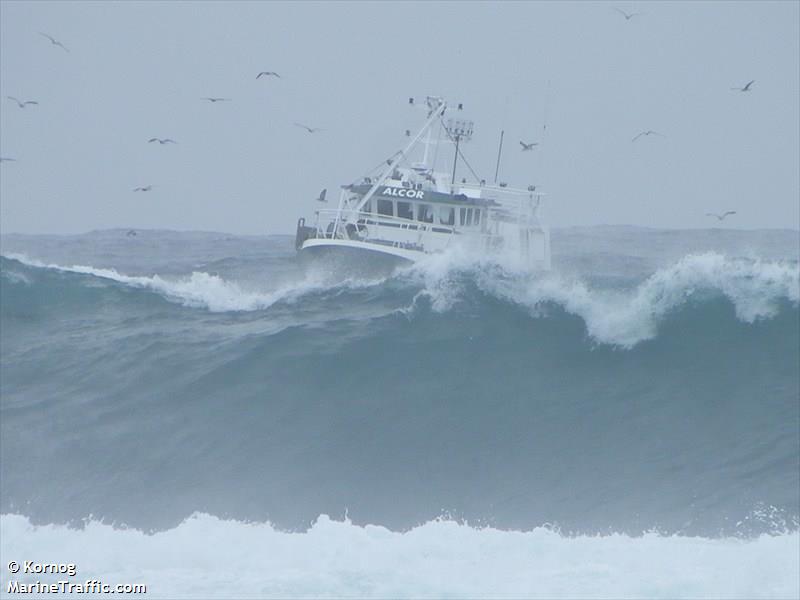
left=1, top=226, right=798, bottom=597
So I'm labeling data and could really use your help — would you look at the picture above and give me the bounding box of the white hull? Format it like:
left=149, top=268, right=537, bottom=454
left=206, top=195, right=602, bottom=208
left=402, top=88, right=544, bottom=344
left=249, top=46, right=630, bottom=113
left=300, top=238, right=421, bottom=263
left=298, top=239, right=421, bottom=277
left=299, top=234, right=551, bottom=273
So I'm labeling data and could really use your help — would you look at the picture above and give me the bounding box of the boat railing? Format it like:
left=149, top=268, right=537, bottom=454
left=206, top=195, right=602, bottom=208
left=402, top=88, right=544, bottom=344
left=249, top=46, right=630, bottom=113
left=307, top=207, right=544, bottom=255
left=451, top=181, right=545, bottom=199
left=313, top=205, right=545, bottom=237
left=313, top=208, right=459, bottom=238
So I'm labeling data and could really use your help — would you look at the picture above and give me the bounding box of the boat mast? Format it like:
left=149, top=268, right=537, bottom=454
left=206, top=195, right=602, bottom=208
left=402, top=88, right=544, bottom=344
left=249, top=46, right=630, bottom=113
left=444, top=117, right=474, bottom=186
left=450, top=135, right=460, bottom=185
left=351, top=98, right=447, bottom=216
left=494, top=130, right=505, bottom=184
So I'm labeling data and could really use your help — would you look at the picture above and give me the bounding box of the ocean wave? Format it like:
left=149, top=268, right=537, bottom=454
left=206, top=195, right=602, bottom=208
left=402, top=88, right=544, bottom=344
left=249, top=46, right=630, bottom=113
left=3, top=250, right=798, bottom=347
left=472, top=252, right=800, bottom=347
left=389, top=249, right=799, bottom=346
left=2, top=248, right=798, bottom=542
left=1, top=512, right=797, bottom=599
left=1, top=253, right=388, bottom=313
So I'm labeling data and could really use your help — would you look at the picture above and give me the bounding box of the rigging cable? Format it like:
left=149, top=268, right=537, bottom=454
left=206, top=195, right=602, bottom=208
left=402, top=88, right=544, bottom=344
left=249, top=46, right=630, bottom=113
left=349, top=150, right=404, bottom=187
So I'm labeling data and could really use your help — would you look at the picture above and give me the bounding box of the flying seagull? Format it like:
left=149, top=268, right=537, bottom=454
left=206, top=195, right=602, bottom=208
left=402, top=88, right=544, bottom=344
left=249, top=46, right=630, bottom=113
left=632, top=130, right=665, bottom=142
left=520, top=141, right=538, bottom=151
left=294, top=122, right=324, bottom=134
left=614, top=8, right=642, bottom=20
left=148, top=138, right=177, bottom=145
left=0, top=157, right=16, bottom=162
left=133, top=185, right=153, bottom=192
left=316, top=188, right=327, bottom=202
left=256, top=71, right=280, bottom=79
left=731, top=80, right=755, bottom=92
left=7, top=97, right=38, bottom=108
left=706, top=211, right=736, bottom=221
left=39, top=32, right=69, bottom=52
left=202, top=97, right=231, bottom=102
left=126, top=229, right=137, bottom=237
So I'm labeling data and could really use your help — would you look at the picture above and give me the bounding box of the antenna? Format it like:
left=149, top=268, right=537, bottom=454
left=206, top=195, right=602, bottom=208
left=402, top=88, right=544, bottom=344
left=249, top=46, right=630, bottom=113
left=494, top=95, right=511, bottom=185
left=493, top=130, right=505, bottom=184
left=445, top=118, right=474, bottom=185
left=537, top=80, right=552, bottom=185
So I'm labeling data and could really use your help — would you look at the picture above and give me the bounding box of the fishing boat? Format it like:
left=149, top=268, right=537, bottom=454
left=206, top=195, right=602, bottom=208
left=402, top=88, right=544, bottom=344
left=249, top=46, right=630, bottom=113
left=295, top=96, right=551, bottom=271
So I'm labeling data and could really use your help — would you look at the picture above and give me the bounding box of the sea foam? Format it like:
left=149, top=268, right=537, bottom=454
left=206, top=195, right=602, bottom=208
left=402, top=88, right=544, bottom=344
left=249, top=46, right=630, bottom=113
left=1, top=513, right=797, bottom=599
left=2, top=253, right=383, bottom=313
left=493, top=253, right=798, bottom=347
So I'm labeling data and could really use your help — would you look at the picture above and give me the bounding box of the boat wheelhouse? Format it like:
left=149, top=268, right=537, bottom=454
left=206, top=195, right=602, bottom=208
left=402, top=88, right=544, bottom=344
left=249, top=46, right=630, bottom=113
left=295, top=96, right=551, bottom=270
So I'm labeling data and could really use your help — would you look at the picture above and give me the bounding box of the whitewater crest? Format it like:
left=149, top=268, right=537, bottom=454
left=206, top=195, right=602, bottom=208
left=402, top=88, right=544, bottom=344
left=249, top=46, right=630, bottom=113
left=2, top=253, right=389, bottom=313
left=400, top=249, right=799, bottom=347
left=477, top=252, right=800, bottom=347
left=0, top=512, right=797, bottom=599
left=3, top=251, right=798, bottom=347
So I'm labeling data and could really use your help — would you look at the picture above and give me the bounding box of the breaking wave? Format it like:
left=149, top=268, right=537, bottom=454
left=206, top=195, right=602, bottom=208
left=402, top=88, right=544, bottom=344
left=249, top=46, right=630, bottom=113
left=1, top=253, right=367, bottom=313
left=3, top=250, right=798, bottom=347
left=2, top=248, right=798, bottom=536
left=3, top=229, right=798, bottom=597
left=1, top=513, right=798, bottom=599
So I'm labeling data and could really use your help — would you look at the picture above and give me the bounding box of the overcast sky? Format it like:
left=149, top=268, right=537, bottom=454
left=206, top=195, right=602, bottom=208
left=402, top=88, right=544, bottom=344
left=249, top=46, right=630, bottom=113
left=1, top=1, right=797, bottom=234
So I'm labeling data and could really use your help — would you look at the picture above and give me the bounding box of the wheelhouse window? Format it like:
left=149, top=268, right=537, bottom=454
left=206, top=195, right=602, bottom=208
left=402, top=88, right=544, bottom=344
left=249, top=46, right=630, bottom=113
left=417, top=204, right=434, bottom=223
left=397, top=201, right=414, bottom=220
left=377, top=199, right=394, bottom=217
left=474, top=208, right=481, bottom=225
left=460, top=208, right=473, bottom=226
left=439, top=206, right=455, bottom=226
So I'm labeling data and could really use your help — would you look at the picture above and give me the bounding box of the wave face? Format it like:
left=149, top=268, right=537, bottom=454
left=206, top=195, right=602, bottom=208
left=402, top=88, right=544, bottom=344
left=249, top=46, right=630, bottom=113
left=1, top=229, right=799, bottom=551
